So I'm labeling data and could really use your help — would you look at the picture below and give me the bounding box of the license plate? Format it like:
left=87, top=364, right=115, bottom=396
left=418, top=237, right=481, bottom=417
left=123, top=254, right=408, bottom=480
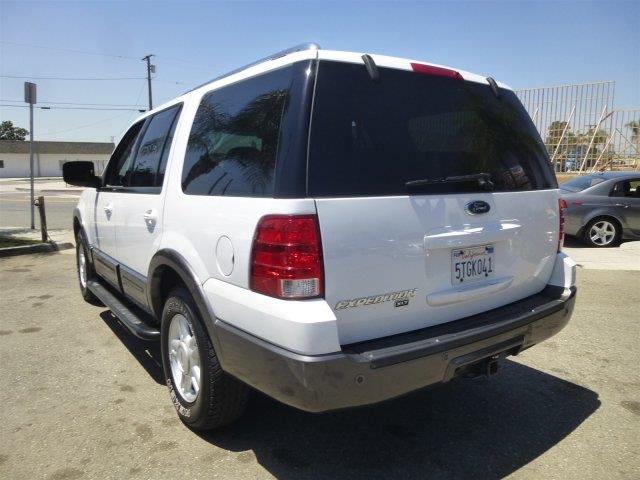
left=451, top=245, right=495, bottom=285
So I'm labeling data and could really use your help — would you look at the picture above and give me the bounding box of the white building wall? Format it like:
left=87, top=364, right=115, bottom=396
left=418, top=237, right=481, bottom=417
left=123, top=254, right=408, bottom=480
left=0, top=153, right=110, bottom=178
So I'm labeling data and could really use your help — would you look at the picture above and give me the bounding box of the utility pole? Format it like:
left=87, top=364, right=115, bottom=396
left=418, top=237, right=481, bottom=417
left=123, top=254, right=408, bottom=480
left=142, top=54, right=155, bottom=110
left=24, top=82, right=37, bottom=229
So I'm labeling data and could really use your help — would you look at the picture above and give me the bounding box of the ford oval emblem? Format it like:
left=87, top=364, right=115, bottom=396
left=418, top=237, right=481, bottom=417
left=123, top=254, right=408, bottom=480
left=465, top=200, right=491, bottom=215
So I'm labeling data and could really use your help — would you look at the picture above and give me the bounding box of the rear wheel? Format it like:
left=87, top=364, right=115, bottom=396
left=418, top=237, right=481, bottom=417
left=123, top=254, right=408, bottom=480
left=75, top=234, right=102, bottom=305
left=582, top=217, right=621, bottom=247
left=160, top=287, right=248, bottom=430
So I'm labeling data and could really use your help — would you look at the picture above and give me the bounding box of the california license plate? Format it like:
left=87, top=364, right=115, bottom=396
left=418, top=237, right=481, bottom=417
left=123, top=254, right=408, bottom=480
left=451, top=245, right=495, bottom=285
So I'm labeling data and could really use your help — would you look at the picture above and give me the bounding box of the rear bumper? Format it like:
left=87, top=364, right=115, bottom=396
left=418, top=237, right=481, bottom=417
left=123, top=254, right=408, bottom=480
left=213, top=285, right=576, bottom=412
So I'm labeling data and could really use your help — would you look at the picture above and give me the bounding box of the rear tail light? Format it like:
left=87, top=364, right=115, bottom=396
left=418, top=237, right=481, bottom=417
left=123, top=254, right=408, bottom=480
left=410, top=62, right=464, bottom=80
left=250, top=215, right=324, bottom=299
left=558, top=198, right=567, bottom=251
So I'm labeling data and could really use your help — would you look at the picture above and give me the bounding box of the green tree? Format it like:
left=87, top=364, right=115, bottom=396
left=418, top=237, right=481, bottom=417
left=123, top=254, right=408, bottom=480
left=0, top=120, right=29, bottom=140
left=545, top=121, right=571, bottom=154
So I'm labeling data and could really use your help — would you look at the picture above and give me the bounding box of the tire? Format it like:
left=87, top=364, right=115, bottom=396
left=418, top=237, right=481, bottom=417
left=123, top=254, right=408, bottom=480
left=75, top=233, right=102, bottom=306
left=160, top=287, right=248, bottom=430
left=582, top=217, right=622, bottom=248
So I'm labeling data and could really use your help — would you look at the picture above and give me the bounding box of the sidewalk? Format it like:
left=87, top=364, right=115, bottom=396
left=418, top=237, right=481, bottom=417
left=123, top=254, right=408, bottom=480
left=0, top=177, right=82, bottom=194
left=564, top=239, right=640, bottom=270
left=0, top=227, right=75, bottom=246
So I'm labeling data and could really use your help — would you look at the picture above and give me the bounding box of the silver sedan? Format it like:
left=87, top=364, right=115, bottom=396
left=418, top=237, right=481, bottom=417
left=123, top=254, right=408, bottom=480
left=560, top=171, right=640, bottom=247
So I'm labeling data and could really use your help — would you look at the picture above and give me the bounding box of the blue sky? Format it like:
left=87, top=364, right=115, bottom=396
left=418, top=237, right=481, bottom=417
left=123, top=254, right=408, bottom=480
left=1, top=0, right=638, bottom=143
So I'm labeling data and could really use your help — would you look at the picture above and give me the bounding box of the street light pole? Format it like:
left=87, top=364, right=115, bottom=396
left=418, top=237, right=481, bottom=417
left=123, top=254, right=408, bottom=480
left=142, top=54, right=155, bottom=110
left=24, top=82, right=37, bottom=229
left=29, top=100, right=34, bottom=229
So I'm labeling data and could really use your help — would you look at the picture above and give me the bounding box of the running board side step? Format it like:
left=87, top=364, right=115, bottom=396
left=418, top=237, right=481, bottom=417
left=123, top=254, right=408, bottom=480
left=87, top=279, right=160, bottom=341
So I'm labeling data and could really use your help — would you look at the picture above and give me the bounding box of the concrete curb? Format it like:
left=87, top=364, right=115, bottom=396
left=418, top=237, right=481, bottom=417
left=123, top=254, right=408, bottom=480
left=14, top=187, right=83, bottom=194
left=0, top=241, right=75, bottom=258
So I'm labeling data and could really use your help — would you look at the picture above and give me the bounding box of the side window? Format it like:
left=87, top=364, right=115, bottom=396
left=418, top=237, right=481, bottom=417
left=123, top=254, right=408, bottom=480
left=182, top=66, right=292, bottom=196
left=129, top=105, right=181, bottom=188
left=156, top=108, right=181, bottom=186
left=104, top=121, right=145, bottom=187
left=612, top=180, right=640, bottom=198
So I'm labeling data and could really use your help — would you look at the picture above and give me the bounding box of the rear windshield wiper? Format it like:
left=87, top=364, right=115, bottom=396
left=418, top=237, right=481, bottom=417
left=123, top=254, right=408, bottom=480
left=405, top=173, right=495, bottom=191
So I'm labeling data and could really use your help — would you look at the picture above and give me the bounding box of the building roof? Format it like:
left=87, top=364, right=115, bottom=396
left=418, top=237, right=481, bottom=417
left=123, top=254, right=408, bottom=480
left=0, top=140, right=114, bottom=155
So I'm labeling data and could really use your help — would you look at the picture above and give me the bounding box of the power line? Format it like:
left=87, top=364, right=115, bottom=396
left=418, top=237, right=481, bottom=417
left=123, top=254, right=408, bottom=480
left=1, top=75, right=191, bottom=85
left=2, top=41, right=215, bottom=74
left=38, top=111, right=133, bottom=137
left=1, top=75, right=146, bottom=81
left=154, top=79, right=191, bottom=85
left=1, top=104, right=145, bottom=111
left=0, top=99, right=145, bottom=107
left=0, top=41, right=139, bottom=61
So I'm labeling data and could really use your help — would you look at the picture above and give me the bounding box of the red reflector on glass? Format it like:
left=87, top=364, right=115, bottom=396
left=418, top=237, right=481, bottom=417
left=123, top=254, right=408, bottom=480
left=250, top=215, right=324, bottom=299
left=410, top=62, right=464, bottom=80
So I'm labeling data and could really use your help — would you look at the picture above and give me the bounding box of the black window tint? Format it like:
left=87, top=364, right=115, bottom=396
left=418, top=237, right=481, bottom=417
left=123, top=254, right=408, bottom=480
left=308, top=61, right=556, bottom=197
left=156, top=107, right=181, bottom=186
left=612, top=179, right=640, bottom=197
left=182, top=67, right=292, bottom=196
left=104, top=121, right=144, bottom=186
left=130, top=105, right=181, bottom=187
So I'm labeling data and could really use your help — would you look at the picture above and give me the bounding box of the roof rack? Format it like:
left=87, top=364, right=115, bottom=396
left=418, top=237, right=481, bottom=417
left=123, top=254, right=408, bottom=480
left=185, top=42, right=321, bottom=94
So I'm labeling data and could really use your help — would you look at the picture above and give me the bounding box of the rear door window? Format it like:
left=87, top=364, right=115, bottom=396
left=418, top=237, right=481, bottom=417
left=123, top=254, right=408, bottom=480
left=611, top=179, right=640, bottom=197
left=129, top=104, right=181, bottom=188
left=308, top=61, right=556, bottom=197
left=182, top=66, right=292, bottom=197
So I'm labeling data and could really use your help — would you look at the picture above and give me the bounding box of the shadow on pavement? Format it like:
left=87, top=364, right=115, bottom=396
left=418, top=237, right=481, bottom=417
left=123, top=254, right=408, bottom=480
left=100, top=311, right=600, bottom=479
left=200, top=360, right=599, bottom=480
left=99, top=311, right=164, bottom=385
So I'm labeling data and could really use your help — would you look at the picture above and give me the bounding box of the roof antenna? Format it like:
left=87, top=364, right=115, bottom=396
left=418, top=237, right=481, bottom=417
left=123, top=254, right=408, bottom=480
left=362, top=54, right=380, bottom=82
left=486, top=77, right=500, bottom=98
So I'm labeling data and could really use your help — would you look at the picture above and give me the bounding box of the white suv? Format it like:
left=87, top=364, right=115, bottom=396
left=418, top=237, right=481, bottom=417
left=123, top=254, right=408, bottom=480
left=64, top=43, right=577, bottom=430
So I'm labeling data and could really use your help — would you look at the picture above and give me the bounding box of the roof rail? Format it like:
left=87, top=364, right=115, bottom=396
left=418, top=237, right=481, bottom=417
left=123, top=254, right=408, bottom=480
left=185, top=42, right=321, bottom=94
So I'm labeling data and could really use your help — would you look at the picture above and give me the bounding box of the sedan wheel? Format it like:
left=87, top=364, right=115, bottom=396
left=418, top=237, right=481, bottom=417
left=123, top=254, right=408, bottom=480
left=585, top=219, right=618, bottom=247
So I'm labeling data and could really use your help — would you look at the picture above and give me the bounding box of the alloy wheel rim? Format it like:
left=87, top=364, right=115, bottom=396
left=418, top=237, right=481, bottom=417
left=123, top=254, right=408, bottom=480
left=168, top=314, right=201, bottom=403
left=589, top=221, right=615, bottom=246
left=78, top=248, right=87, bottom=288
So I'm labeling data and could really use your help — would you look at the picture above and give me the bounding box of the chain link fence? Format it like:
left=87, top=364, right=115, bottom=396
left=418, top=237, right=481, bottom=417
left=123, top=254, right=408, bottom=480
left=516, top=82, right=639, bottom=172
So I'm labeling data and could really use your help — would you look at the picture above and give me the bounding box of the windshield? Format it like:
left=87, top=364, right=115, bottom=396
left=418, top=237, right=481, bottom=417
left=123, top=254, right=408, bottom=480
left=560, top=175, right=606, bottom=192
left=307, top=61, right=557, bottom=197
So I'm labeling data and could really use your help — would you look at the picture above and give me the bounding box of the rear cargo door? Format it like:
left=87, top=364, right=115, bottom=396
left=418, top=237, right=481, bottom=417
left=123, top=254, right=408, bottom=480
left=308, top=60, right=560, bottom=345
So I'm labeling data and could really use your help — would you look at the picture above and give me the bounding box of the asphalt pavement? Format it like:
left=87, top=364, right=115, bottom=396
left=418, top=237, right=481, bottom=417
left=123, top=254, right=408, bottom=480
left=0, top=250, right=638, bottom=479
left=0, top=191, right=77, bottom=230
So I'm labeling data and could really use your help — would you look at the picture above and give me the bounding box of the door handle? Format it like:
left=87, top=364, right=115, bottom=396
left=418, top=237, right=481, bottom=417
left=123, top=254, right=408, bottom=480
left=615, top=203, right=629, bottom=208
left=143, top=209, right=158, bottom=225
left=103, top=203, right=113, bottom=217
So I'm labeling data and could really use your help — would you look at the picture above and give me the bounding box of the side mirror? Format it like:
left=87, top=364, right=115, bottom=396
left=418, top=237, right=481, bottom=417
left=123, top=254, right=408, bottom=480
left=62, top=161, right=101, bottom=188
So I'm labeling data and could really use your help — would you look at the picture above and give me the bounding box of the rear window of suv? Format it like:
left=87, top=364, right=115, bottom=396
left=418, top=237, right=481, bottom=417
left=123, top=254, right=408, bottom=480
left=307, top=61, right=556, bottom=197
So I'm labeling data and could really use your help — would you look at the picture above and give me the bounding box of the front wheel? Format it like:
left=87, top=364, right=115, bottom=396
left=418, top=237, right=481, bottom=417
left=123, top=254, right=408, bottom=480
left=160, top=287, right=248, bottom=430
left=582, top=217, right=621, bottom=247
left=75, top=234, right=102, bottom=306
